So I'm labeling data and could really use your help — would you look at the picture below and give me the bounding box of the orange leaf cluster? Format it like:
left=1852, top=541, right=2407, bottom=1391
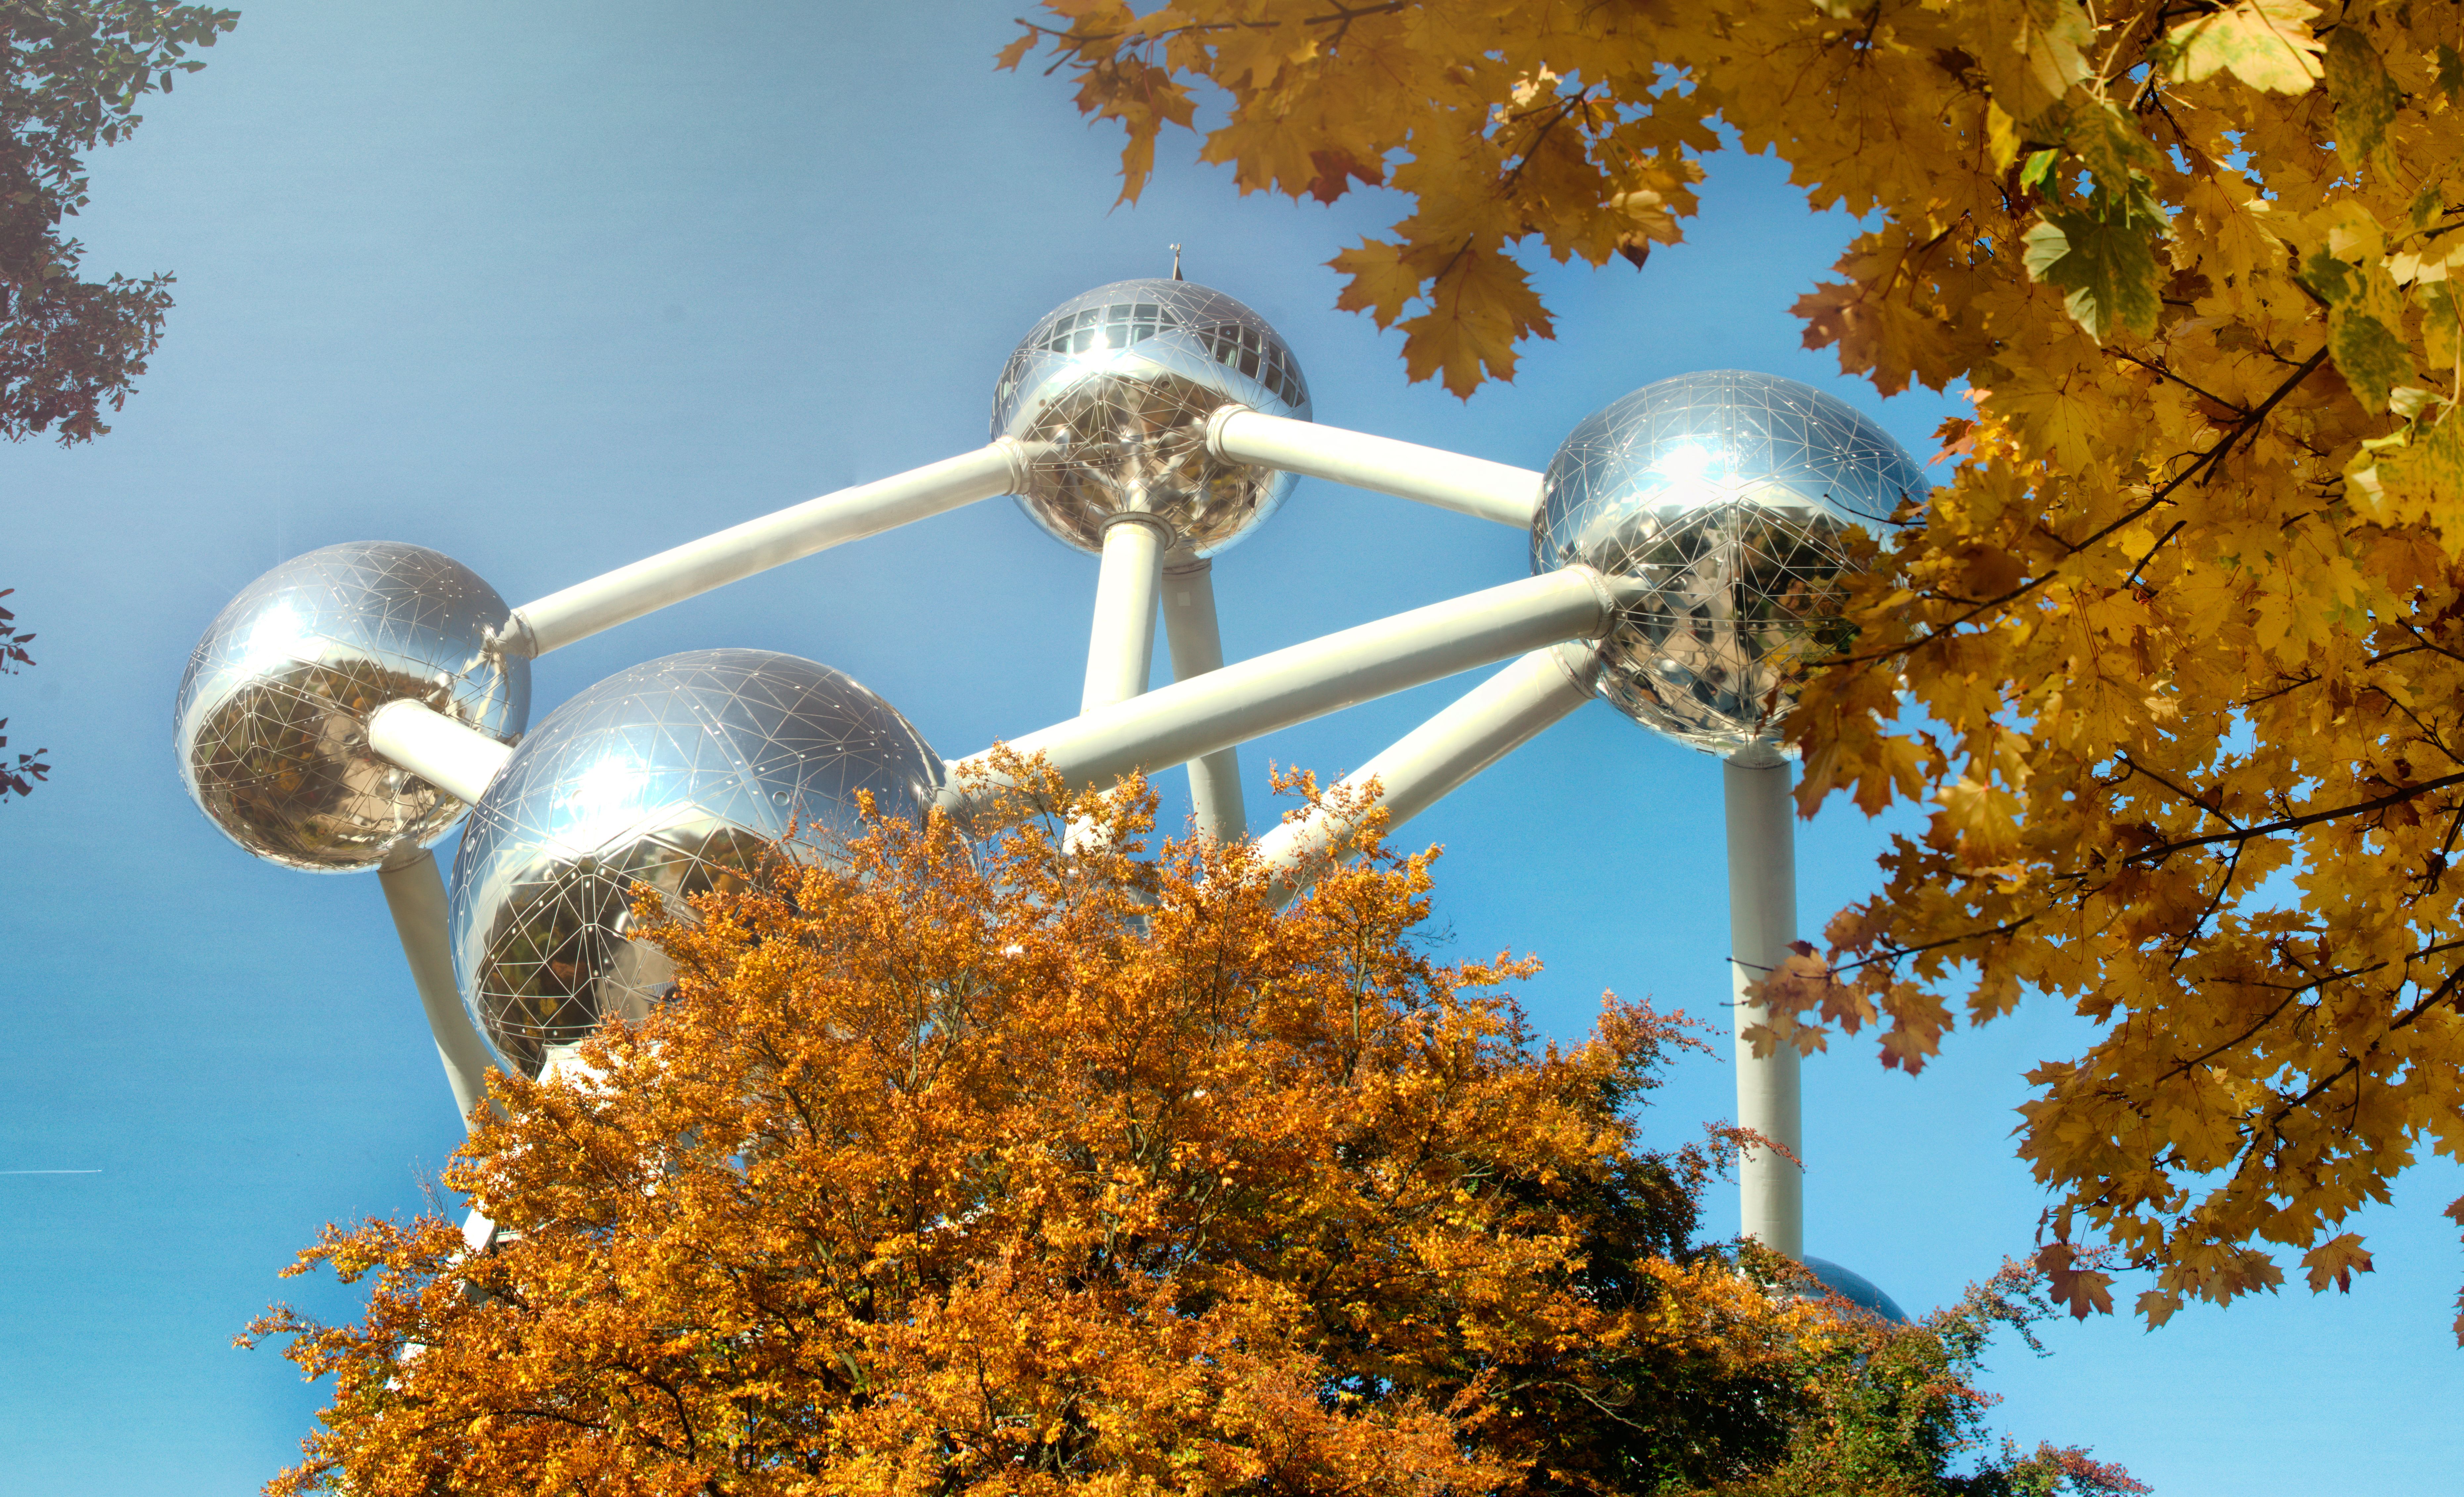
left=246, top=771, right=2136, bottom=1495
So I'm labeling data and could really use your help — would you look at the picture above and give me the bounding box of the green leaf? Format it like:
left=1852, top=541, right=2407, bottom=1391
left=2349, top=406, right=2464, bottom=529
left=2410, top=183, right=2445, bottom=232
left=2323, top=26, right=2402, bottom=169
left=2327, top=271, right=2416, bottom=414
left=2023, top=177, right=2170, bottom=340
left=2066, top=100, right=2162, bottom=194
left=2437, top=44, right=2463, bottom=101
left=2299, top=244, right=2354, bottom=304
left=2420, top=281, right=2460, bottom=373
left=2019, top=148, right=2060, bottom=192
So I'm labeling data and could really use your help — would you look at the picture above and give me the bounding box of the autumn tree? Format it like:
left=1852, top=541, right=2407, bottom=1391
left=0, top=588, right=44, bottom=800
left=1005, top=1, right=2464, bottom=1334
left=2, top=0, right=235, bottom=444
left=246, top=771, right=2135, bottom=1497
left=0, top=3, right=237, bottom=804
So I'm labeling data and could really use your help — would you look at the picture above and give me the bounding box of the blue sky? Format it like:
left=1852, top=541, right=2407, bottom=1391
left=1, top=4, right=2455, bottom=1492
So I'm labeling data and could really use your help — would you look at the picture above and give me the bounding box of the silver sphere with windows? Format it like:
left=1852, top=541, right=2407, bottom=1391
left=993, top=278, right=1311, bottom=557
left=174, top=541, right=530, bottom=871
left=447, top=649, right=944, bottom=1076
left=1530, top=371, right=1926, bottom=757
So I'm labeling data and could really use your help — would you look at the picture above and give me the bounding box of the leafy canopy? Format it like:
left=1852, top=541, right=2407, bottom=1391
left=1007, top=0, right=2464, bottom=1336
left=0, top=0, right=235, bottom=443
left=247, top=770, right=2136, bottom=1497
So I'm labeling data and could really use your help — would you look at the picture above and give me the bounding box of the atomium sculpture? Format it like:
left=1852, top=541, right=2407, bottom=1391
left=176, top=274, right=1923, bottom=1303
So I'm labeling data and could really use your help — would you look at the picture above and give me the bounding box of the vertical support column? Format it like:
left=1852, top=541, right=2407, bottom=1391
left=1724, top=754, right=1804, bottom=1260
left=1159, top=556, right=1247, bottom=839
left=1082, top=516, right=1169, bottom=713
left=378, top=849, right=502, bottom=1130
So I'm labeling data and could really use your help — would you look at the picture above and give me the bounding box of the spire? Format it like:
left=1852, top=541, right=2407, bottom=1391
left=1170, top=243, right=1184, bottom=281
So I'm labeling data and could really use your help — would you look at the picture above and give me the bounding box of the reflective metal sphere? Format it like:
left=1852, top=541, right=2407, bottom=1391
left=448, top=649, right=944, bottom=1076
left=174, top=541, right=530, bottom=872
left=1804, top=1255, right=1909, bottom=1323
left=992, top=278, right=1311, bottom=557
left=1530, top=371, right=1926, bottom=758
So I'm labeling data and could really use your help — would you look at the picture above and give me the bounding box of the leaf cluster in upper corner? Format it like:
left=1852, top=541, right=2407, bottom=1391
left=0, top=1, right=237, bottom=444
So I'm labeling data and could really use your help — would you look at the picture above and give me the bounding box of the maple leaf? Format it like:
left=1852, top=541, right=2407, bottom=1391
left=2023, top=174, right=2170, bottom=340
left=1994, top=369, right=2103, bottom=471
left=2035, top=1242, right=2116, bottom=1320
left=2166, top=0, right=2327, bottom=94
left=1400, top=244, right=1551, bottom=399
left=1329, top=238, right=1422, bottom=330
left=2135, top=1288, right=2184, bottom=1328
left=1932, top=416, right=1979, bottom=466
left=2322, top=26, right=2402, bottom=170
left=1976, top=0, right=2095, bottom=122
left=2420, top=281, right=2460, bottom=373
left=2065, top=99, right=2162, bottom=194
left=1304, top=147, right=1383, bottom=205
left=2300, top=1233, right=2376, bottom=1293
left=2305, top=242, right=2416, bottom=413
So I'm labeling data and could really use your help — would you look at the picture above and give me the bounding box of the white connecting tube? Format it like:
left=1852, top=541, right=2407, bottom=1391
left=1160, top=557, right=1246, bottom=839
left=363, top=702, right=520, bottom=1131
left=377, top=850, right=503, bottom=1130
left=1082, top=517, right=1168, bottom=713
left=366, top=700, right=514, bottom=805
left=1254, top=641, right=1597, bottom=904
left=1208, top=406, right=1543, bottom=530
left=505, top=440, right=1039, bottom=657
left=943, top=567, right=1620, bottom=820
left=1725, top=756, right=1804, bottom=1261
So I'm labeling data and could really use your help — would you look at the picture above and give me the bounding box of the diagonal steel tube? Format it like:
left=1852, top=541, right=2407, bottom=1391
left=1207, top=406, right=1543, bottom=529
left=506, top=440, right=1040, bottom=656
left=377, top=850, right=503, bottom=1130
left=1255, top=642, right=1597, bottom=904
left=943, top=567, right=1618, bottom=820
left=367, top=700, right=514, bottom=805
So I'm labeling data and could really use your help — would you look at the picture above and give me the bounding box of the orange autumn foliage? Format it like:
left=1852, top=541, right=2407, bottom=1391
left=245, top=770, right=2136, bottom=1496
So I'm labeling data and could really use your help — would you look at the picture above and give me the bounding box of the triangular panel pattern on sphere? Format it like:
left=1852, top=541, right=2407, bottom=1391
left=447, top=648, right=946, bottom=1076
left=170, top=540, right=529, bottom=871
left=993, top=277, right=1312, bottom=559
left=1530, top=371, right=1927, bottom=757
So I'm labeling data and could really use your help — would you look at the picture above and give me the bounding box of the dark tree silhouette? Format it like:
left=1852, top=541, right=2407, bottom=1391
left=1, top=1, right=237, bottom=443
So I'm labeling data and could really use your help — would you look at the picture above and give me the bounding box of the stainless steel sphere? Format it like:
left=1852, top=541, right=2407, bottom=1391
left=1803, top=1255, right=1909, bottom=1323
left=448, top=649, right=945, bottom=1076
left=992, top=278, right=1310, bottom=557
left=1530, top=371, right=1926, bottom=758
left=174, top=541, right=530, bottom=871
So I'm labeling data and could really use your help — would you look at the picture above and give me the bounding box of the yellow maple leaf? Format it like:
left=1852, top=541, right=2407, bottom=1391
left=2167, top=0, right=2326, bottom=94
